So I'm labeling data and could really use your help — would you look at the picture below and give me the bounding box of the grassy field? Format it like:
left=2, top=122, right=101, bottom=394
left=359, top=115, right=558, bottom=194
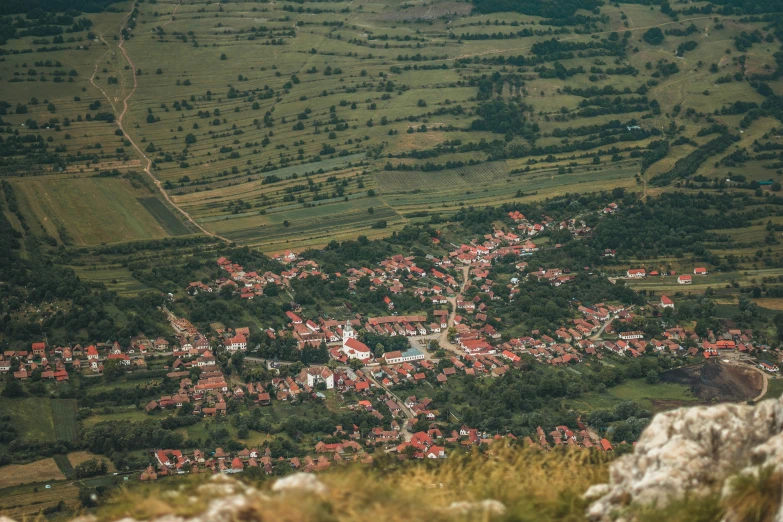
left=762, top=378, right=783, bottom=400
left=138, top=198, right=191, bottom=236
left=0, top=0, right=778, bottom=251
left=0, top=481, right=80, bottom=520
left=568, top=379, right=698, bottom=413
left=81, top=409, right=151, bottom=429
left=0, top=398, right=56, bottom=442
left=11, top=176, right=183, bottom=246
left=51, top=399, right=80, bottom=442
left=0, top=459, right=65, bottom=489
left=68, top=451, right=117, bottom=473
left=53, top=454, right=75, bottom=479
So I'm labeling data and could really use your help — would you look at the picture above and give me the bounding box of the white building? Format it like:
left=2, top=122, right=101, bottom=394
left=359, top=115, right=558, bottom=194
left=297, top=366, right=334, bottom=389
left=382, top=348, right=425, bottom=365
left=340, top=322, right=371, bottom=360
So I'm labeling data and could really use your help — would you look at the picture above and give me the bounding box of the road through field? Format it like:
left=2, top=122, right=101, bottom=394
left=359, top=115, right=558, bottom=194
left=92, top=2, right=230, bottom=243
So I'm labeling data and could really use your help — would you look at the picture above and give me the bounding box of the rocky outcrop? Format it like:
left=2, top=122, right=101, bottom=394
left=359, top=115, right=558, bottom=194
left=586, top=395, right=783, bottom=521
left=271, top=472, right=329, bottom=495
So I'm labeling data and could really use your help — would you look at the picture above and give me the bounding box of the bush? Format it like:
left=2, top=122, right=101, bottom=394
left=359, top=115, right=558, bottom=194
left=643, top=27, right=664, bottom=45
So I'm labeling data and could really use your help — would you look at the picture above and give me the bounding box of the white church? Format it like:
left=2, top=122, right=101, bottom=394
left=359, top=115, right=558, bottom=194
left=340, top=321, right=372, bottom=361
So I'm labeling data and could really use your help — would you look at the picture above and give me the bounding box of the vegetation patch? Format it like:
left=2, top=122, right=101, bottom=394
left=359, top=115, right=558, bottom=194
left=51, top=398, right=79, bottom=442
left=137, top=198, right=191, bottom=236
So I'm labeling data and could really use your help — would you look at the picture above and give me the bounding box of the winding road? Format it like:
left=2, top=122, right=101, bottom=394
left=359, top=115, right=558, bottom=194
left=91, top=2, right=230, bottom=243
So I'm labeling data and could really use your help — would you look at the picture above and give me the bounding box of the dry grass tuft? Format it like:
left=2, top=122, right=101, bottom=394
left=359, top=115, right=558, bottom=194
left=94, top=445, right=611, bottom=522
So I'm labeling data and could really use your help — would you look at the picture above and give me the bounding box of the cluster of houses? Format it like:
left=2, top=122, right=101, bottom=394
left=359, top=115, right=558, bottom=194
left=625, top=267, right=709, bottom=284
left=534, top=423, right=613, bottom=452
left=146, top=366, right=232, bottom=417
left=187, top=253, right=324, bottom=299
left=0, top=338, right=161, bottom=380
left=143, top=445, right=374, bottom=480
left=141, top=414, right=625, bottom=481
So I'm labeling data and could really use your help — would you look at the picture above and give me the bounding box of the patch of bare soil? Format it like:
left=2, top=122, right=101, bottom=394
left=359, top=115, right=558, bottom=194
left=660, top=361, right=763, bottom=402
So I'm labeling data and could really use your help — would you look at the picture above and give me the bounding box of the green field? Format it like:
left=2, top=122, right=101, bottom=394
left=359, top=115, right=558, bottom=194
left=51, top=399, right=80, bottom=443
left=569, top=379, right=698, bottom=413
left=762, top=378, right=783, bottom=401
left=53, top=454, right=75, bottom=479
left=137, top=198, right=192, bottom=236
left=0, top=0, right=778, bottom=250
left=11, top=177, right=176, bottom=246
left=0, top=398, right=56, bottom=442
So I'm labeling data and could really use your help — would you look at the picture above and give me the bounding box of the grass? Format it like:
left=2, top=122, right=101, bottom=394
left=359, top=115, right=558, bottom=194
left=1, top=0, right=777, bottom=252
left=71, top=265, right=154, bottom=296
left=137, top=197, right=191, bottom=236
left=12, top=177, right=177, bottom=246
left=0, top=459, right=65, bottom=489
left=51, top=399, right=80, bottom=442
left=96, top=445, right=611, bottom=522
left=90, top=443, right=783, bottom=522
left=68, top=451, right=117, bottom=474
left=53, top=454, right=75, bottom=479
left=0, top=398, right=56, bottom=442
left=761, top=378, right=783, bottom=401
left=82, top=409, right=151, bottom=428
left=569, top=378, right=698, bottom=413
left=0, top=481, right=80, bottom=520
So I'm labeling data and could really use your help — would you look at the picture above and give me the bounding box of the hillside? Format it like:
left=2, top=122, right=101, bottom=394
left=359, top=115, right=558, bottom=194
left=0, top=0, right=782, bottom=252
left=3, top=0, right=783, bottom=519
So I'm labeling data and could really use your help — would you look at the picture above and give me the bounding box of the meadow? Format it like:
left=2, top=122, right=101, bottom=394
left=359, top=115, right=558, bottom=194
left=0, top=0, right=779, bottom=253
left=0, top=398, right=57, bottom=442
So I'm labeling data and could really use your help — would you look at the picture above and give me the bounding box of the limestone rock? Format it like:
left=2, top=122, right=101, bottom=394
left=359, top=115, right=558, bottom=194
left=446, top=499, right=506, bottom=517
left=271, top=472, right=328, bottom=495
left=587, top=395, right=783, bottom=521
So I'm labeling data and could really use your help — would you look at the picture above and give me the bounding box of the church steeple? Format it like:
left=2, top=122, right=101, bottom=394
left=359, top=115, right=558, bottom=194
left=342, top=320, right=355, bottom=347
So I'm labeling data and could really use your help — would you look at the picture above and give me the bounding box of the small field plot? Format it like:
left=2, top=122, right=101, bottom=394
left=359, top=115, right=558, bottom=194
left=71, top=265, right=153, bottom=296
left=138, top=198, right=191, bottom=236
left=53, top=454, right=74, bottom=478
left=51, top=399, right=79, bottom=442
left=81, top=409, right=150, bottom=428
left=376, top=162, right=508, bottom=194
left=67, top=451, right=117, bottom=473
left=12, top=177, right=175, bottom=246
left=0, top=459, right=65, bottom=489
left=210, top=197, right=403, bottom=251
left=0, top=398, right=55, bottom=442
left=0, top=482, right=80, bottom=520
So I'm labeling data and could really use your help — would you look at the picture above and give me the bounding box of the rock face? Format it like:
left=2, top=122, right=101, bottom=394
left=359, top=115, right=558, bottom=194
left=586, top=395, right=783, bottom=521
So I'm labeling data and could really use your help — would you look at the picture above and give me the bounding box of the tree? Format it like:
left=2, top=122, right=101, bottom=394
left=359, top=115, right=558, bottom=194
left=185, top=133, right=196, bottom=145
left=643, top=27, right=664, bottom=45
left=645, top=370, right=659, bottom=385
left=1, top=379, right=25, bottom=398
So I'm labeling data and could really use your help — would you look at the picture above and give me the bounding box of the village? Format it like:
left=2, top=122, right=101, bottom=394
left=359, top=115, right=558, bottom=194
left=1, top=202, right=780, bottom=482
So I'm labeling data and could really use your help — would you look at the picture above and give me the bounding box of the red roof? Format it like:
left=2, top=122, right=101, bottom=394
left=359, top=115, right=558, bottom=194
left=344, top=338, right=370, bottom=353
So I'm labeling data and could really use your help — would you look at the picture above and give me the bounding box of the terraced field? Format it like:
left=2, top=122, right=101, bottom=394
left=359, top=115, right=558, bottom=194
left=0, top=0, right=781, bottom=252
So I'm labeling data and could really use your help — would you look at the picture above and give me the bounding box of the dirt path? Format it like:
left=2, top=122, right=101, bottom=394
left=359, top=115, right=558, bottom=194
left=91, top=2, right=230, bottom=243
left=722, top=360, right=770, bottom=402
